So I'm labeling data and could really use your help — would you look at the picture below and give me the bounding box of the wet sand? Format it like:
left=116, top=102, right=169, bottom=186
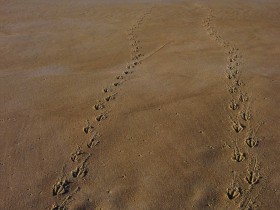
left=1, top=0, right=280, bottom=209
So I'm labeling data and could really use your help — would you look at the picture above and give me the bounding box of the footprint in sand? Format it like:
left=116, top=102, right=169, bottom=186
left=130, top=40, right=139, bottom=46
left=232, top=121, right=245, bottom=133
left=94, top=103, right=105, bottom=111
left=52, top=179, right=70, bottom=196
left=245, top=159, right=260, bottom=185
left=235, top=60, right=241, bottom=65
left=239, top=196, right=255, bottom=210
left=240, top=110, right=252, bottom=121
left=131, top=55, right=138, bottom=61
left=229, top=100, right=239, bottom=110
left=70, top=147, right=85, bottom=162
left=246, top=170, right=260, bottom=185
left=113, top=82, right=121, bottom=87
left=126, top=63, right=135, bottom=69
left=245, top=137, right=259, bottom=148
left=51, top=197, right=70, bottom=210
left=96, top=114, right=107, bottom=122
left=239, top=93, right=249, bottom=102
left=245, top=123, right=263, bottom=148
left=227, top=64, right=235, bottom=71
left=51, top=203, right=65, bottom=210
left=71, top=163, right=88, bottom=178
left=232, top=143, right=246, bottom=162
left=228, top=86, right=238, bottom=94
left=103, top=88, right=111, bottom=93
left=226, top=172, right=241, bottom=200
left=105, top=94, right=116, bottom=102
left=227, top=72, right=236, bottom=80
left=245, top=126, right=261, bottom=148
left=227, top=187, right=241, bottom=200
left=83, top=120, right=93, bottom=134
left=51, top=188, right=80, bottom=210
left=124, top=70, right=133, bottom=75
left=87, top=134, right=100, bottom=148
left=116, top=75, right=124, bottom=80
left=132, top=47, right=140, bottom=53
left=235, top=79, right=243, bottom=86
left=229, top=58, right=236, bottom=63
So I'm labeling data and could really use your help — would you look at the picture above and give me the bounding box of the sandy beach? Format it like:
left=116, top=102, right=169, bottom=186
left=1, top=0, right=280, bottom=209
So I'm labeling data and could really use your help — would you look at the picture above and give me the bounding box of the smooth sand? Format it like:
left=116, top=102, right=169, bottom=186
left=1, top=0, right=280, bottom=209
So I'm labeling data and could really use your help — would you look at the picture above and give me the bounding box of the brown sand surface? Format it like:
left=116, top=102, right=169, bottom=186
left=1, top=0, right=280, bottom=209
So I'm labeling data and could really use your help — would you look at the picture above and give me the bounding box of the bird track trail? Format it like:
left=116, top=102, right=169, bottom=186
left=49, top=7, right=154, bottom=210
left=201, top=7, right=265, bottom=210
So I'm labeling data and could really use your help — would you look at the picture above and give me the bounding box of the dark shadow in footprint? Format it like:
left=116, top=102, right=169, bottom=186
left=124, top=70, right=133, bottom=75
left=96, top=114, right=107, bottom=122
left=105, top=94, right=116, bottom=102
left=227, top=187, right=241, bottom=200
left=94, top=103, right=104, bottom=110
left=113, top=82, right=121, bottom=87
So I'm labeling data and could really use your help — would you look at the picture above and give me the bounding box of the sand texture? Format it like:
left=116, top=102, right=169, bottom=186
left=1, top=0, right=280, bottom=209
